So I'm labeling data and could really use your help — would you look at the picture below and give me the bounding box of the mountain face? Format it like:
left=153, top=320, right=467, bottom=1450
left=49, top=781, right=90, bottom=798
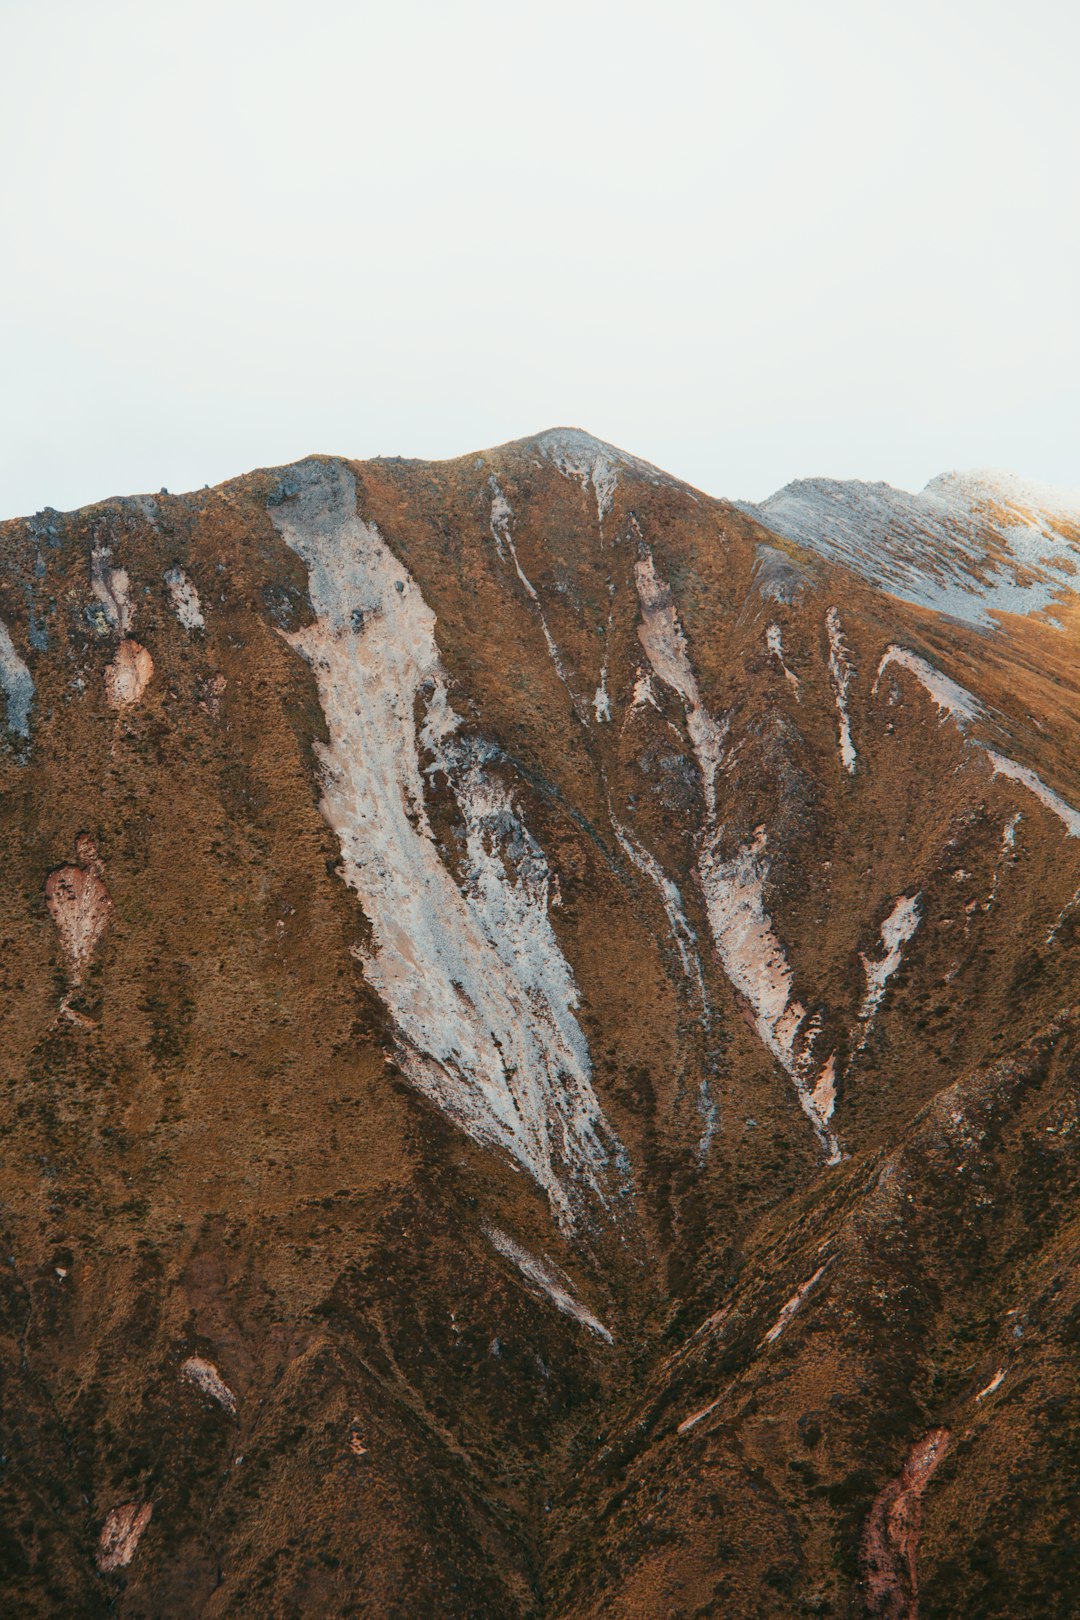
left=0, top=429, right=1077, bottom=1618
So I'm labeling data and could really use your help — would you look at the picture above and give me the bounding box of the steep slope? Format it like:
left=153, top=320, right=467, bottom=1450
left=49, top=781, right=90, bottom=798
left=0, top=430, right=1076, bottom=1617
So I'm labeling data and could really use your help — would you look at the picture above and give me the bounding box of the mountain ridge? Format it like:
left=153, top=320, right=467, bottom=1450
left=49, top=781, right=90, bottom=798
left=0, top=437, right=1076, bottom=1616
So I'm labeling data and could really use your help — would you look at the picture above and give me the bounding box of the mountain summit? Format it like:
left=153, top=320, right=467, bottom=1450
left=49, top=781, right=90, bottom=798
left=0, top=434, right=1077, bottom=1617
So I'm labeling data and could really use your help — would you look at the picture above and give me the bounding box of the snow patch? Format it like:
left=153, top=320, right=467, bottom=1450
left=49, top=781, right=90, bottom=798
left=631, top=669, right=660, bottom=710
left=45, top=835, right=113, bottom=988
left=984, top=750, right=1080, bottom=838
left=272, top=462, right=618, bottom=1224
left=810, top=1054, right=838, bottom=1122
left=874, top=646, right=985, bottom=726
left=860, top=895, right=922, bottom=1022
left=975, top=1369, right=1005, bottom=1401
left=485, top=1226, right=613, bottom=1342
left=825, top=608, right=857, bottom=771
left=696, top=1079, right=719, bottom=1161
left=877, top=650, right=1080, bottom=837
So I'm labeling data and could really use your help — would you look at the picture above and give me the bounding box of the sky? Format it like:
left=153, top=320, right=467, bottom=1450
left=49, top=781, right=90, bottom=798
left=2, top=0, right=1078, bottom=518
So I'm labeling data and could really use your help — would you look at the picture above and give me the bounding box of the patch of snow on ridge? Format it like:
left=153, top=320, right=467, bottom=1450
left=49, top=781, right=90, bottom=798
left=0, top=619, right=33, bottom=737
left=984, top=750, right=1080, bottom=838
left=860, top=894, right=922, bottom=1022
left=164, top=564, right=205, bottom=630
left=875, top=649, right=1080, bottom=837
left=272, top=461, right=619, bottom=1226
left=634, top=551, right=727, bottom=817
left=485, top=1226, right=613, bottom=1342
left=748, top=469, right=1080, bottom=629
left=825, top=609, right=856, bottom=771
left=698, top=829, right=841, bottom=1161
left=873, top=646, right=985, bottom=726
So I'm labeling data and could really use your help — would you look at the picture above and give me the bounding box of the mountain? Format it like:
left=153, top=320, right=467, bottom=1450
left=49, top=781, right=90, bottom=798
left=0, top=429, right=1076, bottom=1618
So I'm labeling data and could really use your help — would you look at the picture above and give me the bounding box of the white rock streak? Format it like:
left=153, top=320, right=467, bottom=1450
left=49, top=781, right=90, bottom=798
left=488, top=479, right=581, bottom=715
left=825, top=608, right=856, bottom=772
left=975, top=1369, right=1005, bottom=1402
left=699, top=830, right=841, bottom=1161
left=678, top=1396, right=722, bottom=1434
left=181, top=1355, right=237, bottom=1414
left=272, top=463, right=617, bottom=1225
left=876, top=647, right=1080, bottom=837
left=860, top=895, right=922, bottom=1022
left=610, top=810, right=706, bottom=1007
left=987, top=813, right=1021, bottom=908
left=634, top=551, right=726, bottom=818
left=766, top=624, right=800, bottom=697
left=760, top=1260, right=834, bottom=1347
left=0, top=618, right=33, bottom=737
left=485, top=1227, right=613, bottom=1343
left=631, top=669, right=660, bottom=711
left=593, top=667, right=611, bottom=722
left=164, top=564, right=205, bottom=630
left=632, top=549, right=840, bottom=1160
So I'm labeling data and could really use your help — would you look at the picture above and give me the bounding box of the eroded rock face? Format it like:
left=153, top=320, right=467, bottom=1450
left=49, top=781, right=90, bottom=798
left=104, top=638, right=153, bottom=706
left=97, top=1502, right=153, bottom=1573
left=44, top=834, right=112, bottom=984
left=861, top=1429, right=951, bottom=1618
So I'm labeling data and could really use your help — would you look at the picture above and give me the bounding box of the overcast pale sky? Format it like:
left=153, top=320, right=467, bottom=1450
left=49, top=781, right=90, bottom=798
left=2, top=0, right=1078, bottom=519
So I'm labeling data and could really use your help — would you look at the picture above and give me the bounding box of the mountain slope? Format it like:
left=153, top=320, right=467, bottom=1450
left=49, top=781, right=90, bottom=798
left=0, top=430, right=1076, bottom=1617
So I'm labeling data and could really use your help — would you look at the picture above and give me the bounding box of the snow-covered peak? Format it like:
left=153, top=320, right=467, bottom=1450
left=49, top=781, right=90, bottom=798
left=745, top=469, right=1080, bottom=630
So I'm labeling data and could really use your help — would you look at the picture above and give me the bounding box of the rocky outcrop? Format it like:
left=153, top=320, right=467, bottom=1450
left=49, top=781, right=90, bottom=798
left=97, top=1503, right=153, bottom=1573
left=44, top=834, right=112, bottom=986
left=860, top=1429, right=951, bottom=1618
left=104, top=638, right=154, bottom=707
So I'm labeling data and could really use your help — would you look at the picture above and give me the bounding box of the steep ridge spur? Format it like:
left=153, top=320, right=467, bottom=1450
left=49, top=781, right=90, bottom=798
left=0, top=430, right=1076, bottom=1616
